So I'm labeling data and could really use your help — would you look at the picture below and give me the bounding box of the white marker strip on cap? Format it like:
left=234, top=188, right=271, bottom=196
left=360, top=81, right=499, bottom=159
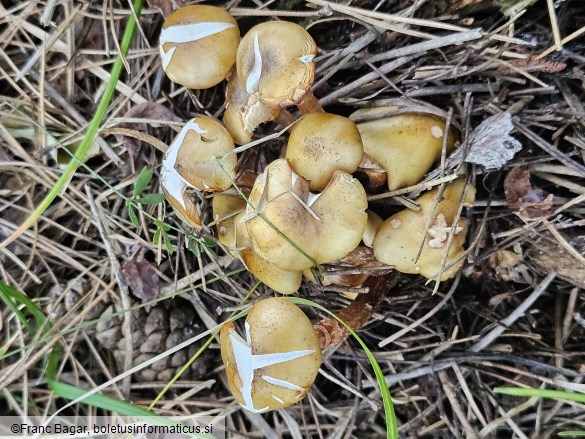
left=246, top=33, right=263, bottom=94
left=160, top=22, right=235, bottom=70
left=228, top=321, right=315, bottom=413
left=161, top=120, right=207, bottom=209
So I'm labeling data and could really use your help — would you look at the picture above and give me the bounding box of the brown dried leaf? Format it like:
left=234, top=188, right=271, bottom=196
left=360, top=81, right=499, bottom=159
left=313, top=274, right=396, bottom=349
left=466, top=112, right=522, bottom=169
left=323, top=246, right=393, bottom=288
left=504, top=166, right=553, bottom=219
left=115, top=102, right=181, bottom=156
left=122, top=245, right=160, bottom=303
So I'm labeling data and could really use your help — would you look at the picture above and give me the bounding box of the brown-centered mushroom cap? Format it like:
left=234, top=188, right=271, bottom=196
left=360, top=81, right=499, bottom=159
left=350, top=105, right=458, bottom=191
left=170, top=117, right=237, bottom=193
left=373, top=179, right=475, bottom=281
left=285, top=112, right=364, bottom=191
left=220, top=298, right=321, bottom=412
left=245, top=159, right=368, bottom=271
left=159, top=5, right=239, bottom=89
left=236, top=21, right=317, bottom=108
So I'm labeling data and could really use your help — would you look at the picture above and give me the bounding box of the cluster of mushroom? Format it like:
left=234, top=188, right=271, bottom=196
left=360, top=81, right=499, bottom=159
left=156, top=5, right=475, bottom=412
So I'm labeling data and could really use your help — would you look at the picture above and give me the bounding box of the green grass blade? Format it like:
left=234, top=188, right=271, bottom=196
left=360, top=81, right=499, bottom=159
left=558, top=432, right=585, bottom=437
left=0, top=0, right=144, bottom=249
left=0, top=280, right=62, bottom=380
left=50, top=381, right=155, bottom=416
left=494, top=387, right=585, bottom=404
left=288, top=297, right=398, bottom=439
left=0, top=282, right=33, bottom=331
left=49, top=381, right=215, bottom=438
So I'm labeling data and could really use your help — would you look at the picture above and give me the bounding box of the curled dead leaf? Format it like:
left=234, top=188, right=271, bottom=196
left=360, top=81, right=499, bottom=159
left=122, top=245, right=160, bottom=303
left=504, top=166, right=553, bottom=219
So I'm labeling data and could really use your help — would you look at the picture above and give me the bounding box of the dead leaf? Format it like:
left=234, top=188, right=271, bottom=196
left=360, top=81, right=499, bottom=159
left=528, top=233, right=585, bottom=288
left=122, top=245, right=160, bottom=303
left=146, top=0, right=174, bottom=17
left=115, top=102, right=181, bottom=156
left=466, top=112, right=522, bottom=169
left=504, top=166, right=553, bottom=219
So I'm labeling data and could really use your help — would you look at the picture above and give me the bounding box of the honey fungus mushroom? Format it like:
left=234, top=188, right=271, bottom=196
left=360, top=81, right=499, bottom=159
left=244, top=159, right=368, bottom=271
left=159, top=5, right=239, bottom=89
left=212, top=192, right=302, bottom=295
left=350, top=103, right=458, bottom=192
left=373, top=179, right=475, bottom=281
left=223, top=72, right=280, bottom=145
left=162, top=117, right=236, bottom=226
left=285, top=112, right=364, bottom=191
left=220, top=298, right=321, bottom=413
left=236, top=21, right=319, bottom=112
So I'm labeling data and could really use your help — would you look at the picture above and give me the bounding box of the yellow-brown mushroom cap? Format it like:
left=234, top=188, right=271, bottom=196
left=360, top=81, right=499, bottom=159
left=235, top=212, right=302, bottom=295
left=245, top=159, right=368, bottom=271
left=160, top=5, right=239, bottom=89
left=161, top=168, right=202, bottom=229
left=212, top=190, right=247, bottom=254
left=373, top=179, right=475, bottom=281
left=212, top=192, right=302, bottom=294
left=170, top=117, right=236, bottom=193
left=285, top=112, right=364, bottom=191
left=236, top=21, right=317, bottom=108
left=223, top=72, right=279, bottom=145
left=220, top=298, right=321, bottom=412
left=351, top=106, right=458, bottom=191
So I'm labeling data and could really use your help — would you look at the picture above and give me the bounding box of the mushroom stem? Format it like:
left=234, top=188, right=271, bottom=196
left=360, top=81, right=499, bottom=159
left=275, top=109, right=297, bottom=132
left=313, top=273, right=397, bottom=349
left=297, top=91, right=323, bottom=114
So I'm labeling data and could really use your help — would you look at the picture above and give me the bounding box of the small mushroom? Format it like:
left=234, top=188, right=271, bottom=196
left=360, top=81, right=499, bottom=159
left=159, top=5, right=239, bottom=89
left=362, top=210, right=384, bottom=248
left=244, top=159, right=368, bottom=271
left=171, top=117, right=236, bottom=192
left=235, top=212, right=302, bottom=295
left=220, top=297, right=321, bottom=413
left=373, top=179, right=475, bottom=281
left=212, top=191, right=302, bottom=295
left=223, top=72, right=280, bottom=145
left=212, top=190, right=247, bottom=255
left=350, top=104, right=458, bottom=191
left=162, top=117, right=236, bottom=226
left=285, top=112, right=364, bottom=191
left=236, top=21, right=319, bottom=112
